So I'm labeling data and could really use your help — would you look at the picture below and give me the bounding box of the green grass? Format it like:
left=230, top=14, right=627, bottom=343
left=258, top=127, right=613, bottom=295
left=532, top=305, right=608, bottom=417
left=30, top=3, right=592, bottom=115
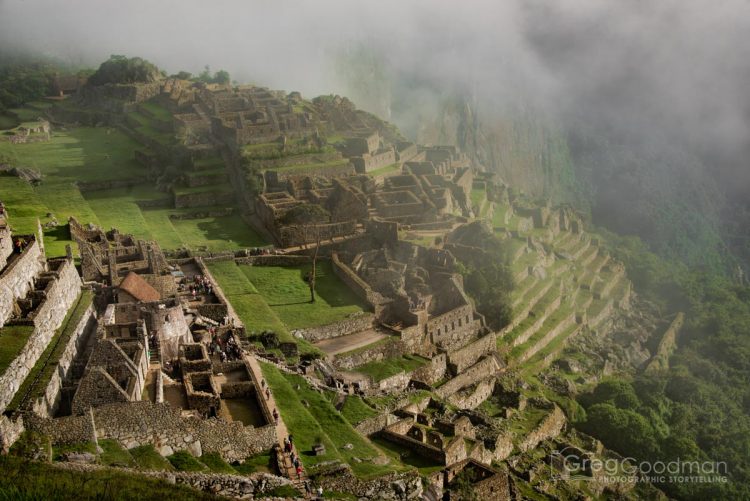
left=9, top=291, right=93, bottom=411
left=267, top=158, right=350, bottom=173
left=51, top=441, right=98, bottom=461
left=261, top=363, right=399, bottom=478
left=368, top=163, right=400, bottom=177
left=0, top=113, right=19, bottom=129
left=233, top=452, right=272, bottom=474
left=339, top=395, right=379, bottom=425
left=0, top=126, right=146, bottom=183
left=370, top=436, right=443, bottom=475
left=129, top=444, right=175, bottom=471
left=0, top=455, right=216, bottom=500
left=199, top=452, right=236, bottom=474
left=139, top=101, right=173, bottom=122
left=167, top=450, right=207, bottom=472
left=209, top=261, right=259, bottom=294
left=173, top=182, right=233, bottom=196
left=239, top=261, right=368, bottom=330
left=0, top=107, right=265, bottom=254
left=169, top=213, right=267, bottom=250
left=98, top=439, right=136, bottom=467
left=0, top=325, right=35, bottom=378
left=207, top=261, right=320, bottom=356
left=354, top=355, right=429, bottom=382
left=82, top=187, right=267, bottom=252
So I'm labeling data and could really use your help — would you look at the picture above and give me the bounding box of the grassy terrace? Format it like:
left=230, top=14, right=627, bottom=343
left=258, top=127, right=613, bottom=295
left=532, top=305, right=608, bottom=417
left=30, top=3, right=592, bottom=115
left=261, top=362, right=400, bottom=478
left=206, top=261, right=319, bottom=356
left=522, top=323, right=581, bottom=374
left=8, top=291, right=94, bottom=411
left=239, top=261, right=368, bottom=330
left=340, top=395, right=379, bottom=425
left=509, top=302, right=574, bottom=360
left=368, top=163, right=400, bottom=177
left=0, top=325, right=35, bottom=378
left=172, top=182, right=233, bottom=196
left=138, top=101, right=172, bottom=122
left=353, top=354, right=429, bottom=382
left=0, top=104, right=267, bottom=255
left=266, top=158, right=350, bottom=173
left=209, top=260, right=368, bottom=355
left=192, top=155, right=225, bottom=170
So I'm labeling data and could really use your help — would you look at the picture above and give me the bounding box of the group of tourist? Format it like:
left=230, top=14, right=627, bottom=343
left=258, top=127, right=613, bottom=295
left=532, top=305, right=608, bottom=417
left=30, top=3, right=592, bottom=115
left=13, top=236, right=29, bottom=254
left=208, top=328, right=242, bottom=362
left=189, top=273, right=213, bottom=299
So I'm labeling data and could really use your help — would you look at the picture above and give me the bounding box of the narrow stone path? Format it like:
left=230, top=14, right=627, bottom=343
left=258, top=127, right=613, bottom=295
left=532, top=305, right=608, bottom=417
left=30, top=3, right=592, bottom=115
left=244, top=354, right=312, bottom=498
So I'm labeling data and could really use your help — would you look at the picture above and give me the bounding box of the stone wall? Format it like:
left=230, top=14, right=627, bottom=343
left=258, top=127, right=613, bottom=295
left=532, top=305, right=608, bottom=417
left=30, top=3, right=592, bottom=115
left=196, top=303, right=228, bottom=323
left=331, top=252, right=386, bottom=313
left=447, top=378, right=495, bottom=410
left=0, top=237, right=44, bottom=327
left=411, top=353, right=447, bottom=385
left=234, top=254, right=311, bottom=267
left=333, top=339, right=405, bottom=370
left=293, top=312, right=374, bottom=342
left=519, top=311, right=577, bottom=363
left=174, top=187, right=236, bottom=209
left=0, top=414, right=25, bottom=453
left=355, top=412, right=398, bottom=436
left=447, top=333, right=496, bottom=374
left=27, top=400, right=277, bottom=462
left=0, top=257, right=81, bottom=414
left=54, top=462, right=292, bottom=500
left=313, top=465, right=423, bottom=501
left=427, top=304, right=481, bottom=352
left=517, top=405, right=566, bottom=452
left=25, top=300, right=97, bottom=418
left=435, top=356, right=499, bottom=399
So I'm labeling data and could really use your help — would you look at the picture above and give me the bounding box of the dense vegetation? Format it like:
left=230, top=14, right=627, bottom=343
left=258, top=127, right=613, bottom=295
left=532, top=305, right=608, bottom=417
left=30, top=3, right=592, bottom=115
left=0, top=53, right=85, bottom=112
left=575, top=233, right=750, bottom=500
left=87, top=55, right=162, bottom=86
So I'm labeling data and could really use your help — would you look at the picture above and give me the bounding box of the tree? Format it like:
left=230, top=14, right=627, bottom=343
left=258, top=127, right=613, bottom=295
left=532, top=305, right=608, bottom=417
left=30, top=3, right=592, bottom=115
left=281, top=204, right=331, bottom=303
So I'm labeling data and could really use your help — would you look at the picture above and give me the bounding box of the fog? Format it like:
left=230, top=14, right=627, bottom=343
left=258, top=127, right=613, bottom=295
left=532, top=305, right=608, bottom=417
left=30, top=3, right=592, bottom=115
left=1, top=0, right=748, bottom=192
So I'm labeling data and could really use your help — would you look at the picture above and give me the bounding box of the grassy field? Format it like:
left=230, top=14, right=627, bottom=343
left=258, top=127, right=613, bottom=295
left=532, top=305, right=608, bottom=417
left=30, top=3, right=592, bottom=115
left=207, top=260, right=291, bottom=337
left=261, top=362, right=401, bottom=478
left=239, top=261, right=368, bottom=330
left=208, top=260, right=366, bottom=356
left=353, top=354, right=429, bottom=382
left=0, top=106, right=268, bottom=255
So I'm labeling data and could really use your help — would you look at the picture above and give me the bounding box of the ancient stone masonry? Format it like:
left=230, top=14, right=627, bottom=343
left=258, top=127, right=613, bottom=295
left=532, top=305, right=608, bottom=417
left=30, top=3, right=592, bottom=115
left=0, top=255, right=82, bottom=414
left=0, top=235, right=45, bottom=328
left=293, top=312, right=375, bottom=342
left=27, top=401, right=276, bottom=462
left=21, top=298, right=97, bottom=419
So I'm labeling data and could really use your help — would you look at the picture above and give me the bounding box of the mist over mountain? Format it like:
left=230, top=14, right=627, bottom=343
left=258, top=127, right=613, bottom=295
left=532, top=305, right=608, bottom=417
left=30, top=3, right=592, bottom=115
left=1, top=0, right=748, bottom=270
